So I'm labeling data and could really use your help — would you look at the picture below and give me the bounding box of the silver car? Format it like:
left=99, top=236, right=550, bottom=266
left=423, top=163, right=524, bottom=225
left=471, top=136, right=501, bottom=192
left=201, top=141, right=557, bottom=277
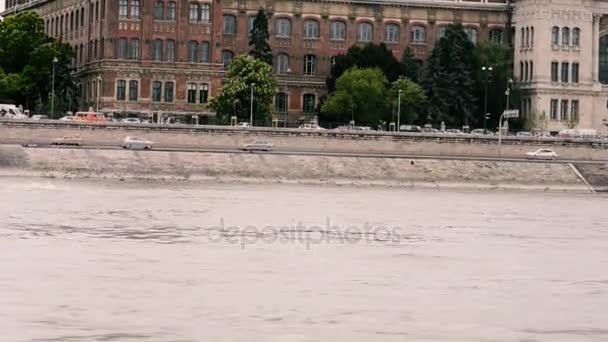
left=122, top=136, right=153, bottom=150
left=241, top=141, right=273, bottom=151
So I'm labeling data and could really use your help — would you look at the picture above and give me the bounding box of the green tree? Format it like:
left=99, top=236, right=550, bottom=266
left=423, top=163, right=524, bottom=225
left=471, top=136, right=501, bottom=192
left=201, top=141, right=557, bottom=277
left=249, top=9, right=273, bottom=65
left=0, top=11, right=78, bottom=113
left=389, top=77, right=427, bottom=125
left=401, top=47, right=421, bottom=83
left=321, top=67, right=389, bottom=125
left=208, top=54, right=277, bottom=124
left=327, top=43, right=404, bottom=93
left=423, top=24, right=477, bottom=126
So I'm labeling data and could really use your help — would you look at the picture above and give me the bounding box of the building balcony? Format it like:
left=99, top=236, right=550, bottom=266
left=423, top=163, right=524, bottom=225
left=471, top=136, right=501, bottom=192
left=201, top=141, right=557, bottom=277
left=222, top=34, right=236, bottom=46
left=274, top=36, right=292, bottom=48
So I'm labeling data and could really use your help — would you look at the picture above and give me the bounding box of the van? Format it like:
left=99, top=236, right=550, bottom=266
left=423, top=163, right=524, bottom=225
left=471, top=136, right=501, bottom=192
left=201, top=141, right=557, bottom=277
left=399, top=125, right=423, bottom=133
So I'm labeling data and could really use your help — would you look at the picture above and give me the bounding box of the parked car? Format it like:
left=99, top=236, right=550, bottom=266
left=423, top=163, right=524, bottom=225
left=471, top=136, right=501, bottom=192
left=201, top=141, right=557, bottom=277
left=121, top=118, right=142, bottom=124
left=526, top=149, right=558, bottom=160
left=122, top=136, right=153, bottom=150
left=444, top=129, right=464, bottom=135
left=422, top=127, right=439, bottom=133
left=471, top=128, right=494, bottom=136
left=237, top=122, right=251, bottom=127
left=516, top=131, right=533, bottom=137
left=52, top=135, right=83, bottom=146
left=59, top=116, right=75, bottom=121
left=399, top=125, right=423, bottom=133
left=298, top=123, right=326, bottom=130
left=241, top=141, right=273, bottom=151
left=31, top=115, right=49, bottom=120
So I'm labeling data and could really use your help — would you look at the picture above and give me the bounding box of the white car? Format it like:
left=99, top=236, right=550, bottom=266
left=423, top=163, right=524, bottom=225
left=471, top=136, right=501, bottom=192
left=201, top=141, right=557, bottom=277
left=241, top=141, right=273, bottom=151
left=122, top=136, right=153, bottom=150
left=52, top=135, right=83, bottom=146
left=121, top=118, right=142, bottom=124
left=526, top=149, right=558, bottom=160
left=59, top=116, right=75, bottom=121
left=298, top=123, right=326, bottom=130
left=31, top=115, right=49, bottom=120
left=237, top=122, right=251, bottom=127
left=516, top=131, right=533, bottom=137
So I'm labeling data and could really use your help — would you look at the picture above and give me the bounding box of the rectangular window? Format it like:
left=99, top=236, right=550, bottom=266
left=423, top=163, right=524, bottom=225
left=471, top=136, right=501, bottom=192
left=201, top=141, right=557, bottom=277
left=550, top=99, right=558, bottom=120
left=152, top=81, right=162, bottom=102
left=187, top=83, right=196, bottom=104
left=128, top=80, right=138, bottom=101
left=304, top=55, right=316, bottom=76
left=560, top=100, right=568, bottom=120
left=200, top=42, right=210, bottom=63
left=275, top=93, right=287, bottom=113
left=131, top=0, right=140, bottom=19
left=551, top=62, right=559, bottom=82
left=530, top=61, right=534, bottom=81
left=165, top=81, right=174, bottom=102
left=572, top=63, right=579, bottom=83
left=167, top=2, right=176, bottom=21
left=116, top=80, right=126, bottom=101
left=129, top=39, right=139, bottom=59
left=153, top=40, right=162, bottom=61
left=199, top=83, right=209, bottom=104
left=166, top=40, right=175, bottom=62
left=571, top=100, right=579, bottom=120
left=117, top=38, right=128, bottom=59
left=119, top=0, right=128, bottom=18
left=561, top=62, right=569, bottom=83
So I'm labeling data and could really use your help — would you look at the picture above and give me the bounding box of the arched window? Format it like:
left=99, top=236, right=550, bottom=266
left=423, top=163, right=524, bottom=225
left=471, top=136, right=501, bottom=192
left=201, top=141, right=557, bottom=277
left=330, top=21, right=346, bottom=40
left=572, top=28, right=581, bottom=47
left=166, top=40, right=175, bottom=62
left=303, top=94, right=316, bottom=113
left=562, top=27, right=570, bottom=46
left=531, top=27, right=535, bottom=46
left=490, top=28, right=502, bottom=44
left=200, top=41, right=210, bottom=63
left=410, top=25, right=426, bottom=44
left=276, top=18, right=291, bottom=37
left=154, top=1, right=164, bottom=20
left=167, top=2, right=176, bottom=21
left=222, top=50, right=234, bottom=69
left=153, top=39, right=163, bottom=61
left=303, top=55, right=316, bottom=76
left=303, top=20, right=319, bottom=39
left=277, top=53, right=289, bottom=74
left=520, top=27, right=524, bottom=47
left=464, top=28, right=478, bottom=43
left=524, top=61, right=528, bottom=81
left=188, top=41, right=198, bottom=62
left=599, top=36, right=608, bottom=83
left=384, top=24, right=400, bottom=43
left=129, top=38, right=139, bottom=59
left=357, top=22, right=373, bottom=42
left=70, top=12, right=74, bottom=31
left=551, top=26, right=560, bottom=45
left=189, top=3, right=199, bottom=22
left=187, top=83, right=197, bottom=103
left=223, top=15, right=236, bottom=34
left=525, top=27, right=529, bottom=47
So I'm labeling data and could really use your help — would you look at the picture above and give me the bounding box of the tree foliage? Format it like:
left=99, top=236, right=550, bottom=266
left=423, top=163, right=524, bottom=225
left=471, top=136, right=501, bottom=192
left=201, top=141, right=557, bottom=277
left=327, top=43, right=404, bottom=93
left=389, top=77, right=427, bottom=125
left=208, top=54, right=278, bottom=124
left=321, top=67, right=389, bottom=125
left=401, top=47, right=421, bottom=83
left=248, top=9, right=273, bottom=65
left=423, top=24, right=477, bottom=126
left=0, top=11, right=77, bottom=113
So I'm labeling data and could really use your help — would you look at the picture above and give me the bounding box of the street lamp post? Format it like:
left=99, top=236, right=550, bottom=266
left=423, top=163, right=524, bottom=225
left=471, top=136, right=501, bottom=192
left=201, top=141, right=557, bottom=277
left=250, top=83, right=255, bottom=126
left=96, top=76, right=102, bottom=112
left=397, top=89, right=402, bottom=131
left=51, top=57, right=58, bottom=119
left=482, top=66, right=493, bottom=132
left=283, top=68, right=291, bottom=128
left=505, top=78, right=513, bottom=111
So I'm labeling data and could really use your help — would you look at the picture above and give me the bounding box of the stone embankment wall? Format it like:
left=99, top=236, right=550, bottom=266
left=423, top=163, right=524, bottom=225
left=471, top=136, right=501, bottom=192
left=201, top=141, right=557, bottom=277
left=0, top=145, right=593, bottom=192
left=1, top=126, right=608, bottom=160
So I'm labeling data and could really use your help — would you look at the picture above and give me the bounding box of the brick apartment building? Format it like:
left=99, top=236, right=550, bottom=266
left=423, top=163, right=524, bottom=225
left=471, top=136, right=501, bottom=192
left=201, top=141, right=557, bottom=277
left=3, top=0, right=510, bottom=125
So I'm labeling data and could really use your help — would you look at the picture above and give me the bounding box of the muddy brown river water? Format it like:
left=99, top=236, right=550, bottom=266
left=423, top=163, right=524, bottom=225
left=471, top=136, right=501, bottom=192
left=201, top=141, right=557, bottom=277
left=1, top=178, right=607, bottom=342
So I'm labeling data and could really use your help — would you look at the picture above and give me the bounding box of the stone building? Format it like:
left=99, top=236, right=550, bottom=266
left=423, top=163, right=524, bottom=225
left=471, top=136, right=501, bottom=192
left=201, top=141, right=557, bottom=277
left=1, top=0, right=530, bottom=127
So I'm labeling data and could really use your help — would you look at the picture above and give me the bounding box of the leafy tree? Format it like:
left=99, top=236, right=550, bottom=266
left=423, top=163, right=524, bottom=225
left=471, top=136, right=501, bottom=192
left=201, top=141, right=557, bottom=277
left=327, top=43, right=404, bottom=93
left=321, top=67, right=389, bottom=125
left=0, top=11, right=77, bottom=113
left=208, top=54, right=277, bottom=124
left=389, top=77, right=427, bottom=125
left=423, top=24, right=477, bottom=126
left=401, top=47, right=421, bottom=83
left=249, top=9, right=273, bottom=65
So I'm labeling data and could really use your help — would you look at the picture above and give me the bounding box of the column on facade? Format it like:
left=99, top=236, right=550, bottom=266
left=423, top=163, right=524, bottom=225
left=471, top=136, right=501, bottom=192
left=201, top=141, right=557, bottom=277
left=593, top=14, right=600, bottom=82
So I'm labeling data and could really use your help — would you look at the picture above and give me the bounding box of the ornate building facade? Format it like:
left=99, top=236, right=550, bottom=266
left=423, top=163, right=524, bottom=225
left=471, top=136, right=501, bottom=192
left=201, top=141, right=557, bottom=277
left=2, top=0, right=543, bottom=127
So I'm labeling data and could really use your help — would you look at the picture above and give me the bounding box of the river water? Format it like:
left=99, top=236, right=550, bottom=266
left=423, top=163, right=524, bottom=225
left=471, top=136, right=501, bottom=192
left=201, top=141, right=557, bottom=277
left=1, top=178, right=607, bottom=342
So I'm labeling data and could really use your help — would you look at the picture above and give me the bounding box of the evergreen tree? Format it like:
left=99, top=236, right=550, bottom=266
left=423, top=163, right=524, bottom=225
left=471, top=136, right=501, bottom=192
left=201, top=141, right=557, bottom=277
left=401, top=47, right=421, bottom=83
left=423, top=24, right=477, bottom=126
left=249, top=9, right=273, bottom=65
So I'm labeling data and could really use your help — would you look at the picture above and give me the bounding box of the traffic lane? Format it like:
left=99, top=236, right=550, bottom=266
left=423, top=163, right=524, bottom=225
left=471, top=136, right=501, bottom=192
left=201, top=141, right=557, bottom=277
left=7, top=142, right=607, bottom=164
